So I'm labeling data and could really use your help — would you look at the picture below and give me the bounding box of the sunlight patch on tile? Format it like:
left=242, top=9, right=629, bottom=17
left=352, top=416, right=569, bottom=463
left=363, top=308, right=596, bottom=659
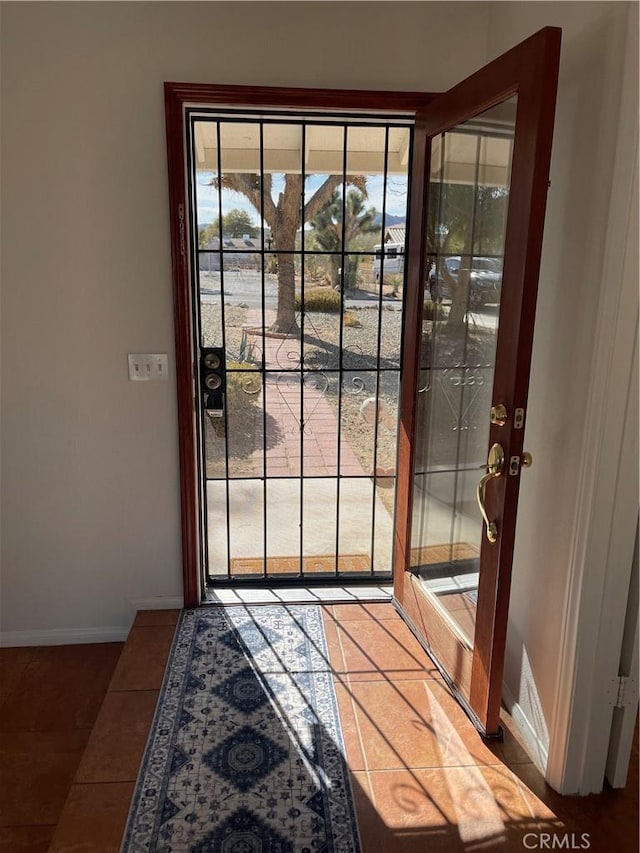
left=424, top=682, right=506, bottom=844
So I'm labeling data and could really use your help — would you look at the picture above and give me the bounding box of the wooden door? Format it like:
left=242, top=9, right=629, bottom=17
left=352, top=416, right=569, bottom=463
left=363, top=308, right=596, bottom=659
left=394, top=28, right=561, bottom=736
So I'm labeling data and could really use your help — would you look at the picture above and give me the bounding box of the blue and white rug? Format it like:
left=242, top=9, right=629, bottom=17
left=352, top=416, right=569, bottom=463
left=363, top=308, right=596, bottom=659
left=121, top=605, right=360, bottom=853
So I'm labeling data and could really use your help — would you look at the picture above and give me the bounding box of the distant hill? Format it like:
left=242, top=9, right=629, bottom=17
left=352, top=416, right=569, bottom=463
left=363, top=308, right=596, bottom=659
left=374, top=213, right=406, bottom=227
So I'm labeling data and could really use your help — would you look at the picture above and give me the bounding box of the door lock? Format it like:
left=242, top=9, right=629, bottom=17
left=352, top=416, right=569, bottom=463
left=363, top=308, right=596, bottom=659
left=508, top=451, right=533, bottom=476
left=490, top=404, right=508, bottom=426
left=200, top=347, right=225, bottom=413
left=203, top=352, right=222, bottom=370
left=477, top=443, right=504, bottom=543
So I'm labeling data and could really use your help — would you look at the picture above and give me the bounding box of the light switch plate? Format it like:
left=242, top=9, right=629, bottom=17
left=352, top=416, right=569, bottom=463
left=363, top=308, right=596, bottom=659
left=128, top=353, right=169, bottom=381
left=150, top=353, right=169, bottom=380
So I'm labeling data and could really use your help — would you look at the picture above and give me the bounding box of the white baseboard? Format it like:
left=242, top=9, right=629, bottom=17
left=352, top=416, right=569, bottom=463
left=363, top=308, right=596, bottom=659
left=0, top=597, right=184, bottom=647
left=502, top=682, right=550, bottom=772
left=0, top=626, right=129, bottom=647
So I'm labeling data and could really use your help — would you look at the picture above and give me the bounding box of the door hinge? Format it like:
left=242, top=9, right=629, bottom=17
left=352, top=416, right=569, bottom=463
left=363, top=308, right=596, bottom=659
left=607, top=676, right=638, bottom=709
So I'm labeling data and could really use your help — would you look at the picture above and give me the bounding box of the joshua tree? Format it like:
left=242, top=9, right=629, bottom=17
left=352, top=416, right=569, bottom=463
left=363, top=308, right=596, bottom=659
left=308, top=188, right=378, bottom=291
left=217, top=173, right=366, bottom=332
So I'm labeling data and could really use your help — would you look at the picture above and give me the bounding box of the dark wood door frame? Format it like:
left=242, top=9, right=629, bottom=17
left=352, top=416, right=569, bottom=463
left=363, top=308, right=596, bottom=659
left=394, top=27, right=561, bottom=735
left=164, top=83, right=437, bottom=607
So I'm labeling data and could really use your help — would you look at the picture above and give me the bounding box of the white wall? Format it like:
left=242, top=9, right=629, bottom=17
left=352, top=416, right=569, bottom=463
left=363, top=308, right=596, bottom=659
left=0, top=2, right=491, bottom=640
left=486, top=2, right=638, bottom=790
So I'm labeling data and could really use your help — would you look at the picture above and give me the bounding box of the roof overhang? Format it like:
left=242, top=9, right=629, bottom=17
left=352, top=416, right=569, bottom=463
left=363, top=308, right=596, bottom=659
left=192, top=98, right=515, bottom=187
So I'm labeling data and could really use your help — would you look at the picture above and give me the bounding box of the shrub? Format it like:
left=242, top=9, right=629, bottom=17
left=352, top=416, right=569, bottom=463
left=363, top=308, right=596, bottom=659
left=343, top=312, right=362, bottom=328
left=383, top=273, right=403, bottom=294
left=423, top=299, right=448, bottom=321
left=295, top=286, right=341, bottom=313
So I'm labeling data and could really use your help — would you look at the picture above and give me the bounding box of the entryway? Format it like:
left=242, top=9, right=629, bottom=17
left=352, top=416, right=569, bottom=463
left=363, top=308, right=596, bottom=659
left=166, top=26, right=562, bottom=737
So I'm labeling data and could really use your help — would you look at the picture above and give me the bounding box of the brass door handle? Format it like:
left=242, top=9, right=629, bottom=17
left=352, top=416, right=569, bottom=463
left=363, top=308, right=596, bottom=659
left=476, top=443, right=505, bottom=543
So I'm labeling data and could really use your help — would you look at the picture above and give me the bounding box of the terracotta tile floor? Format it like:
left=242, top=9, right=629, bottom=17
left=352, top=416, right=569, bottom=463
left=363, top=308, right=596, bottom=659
left=0, top=641, right=123, bottom=852
left=1, top=604, right=637, bottom=852
left=322, top=603, right=639, bottom=852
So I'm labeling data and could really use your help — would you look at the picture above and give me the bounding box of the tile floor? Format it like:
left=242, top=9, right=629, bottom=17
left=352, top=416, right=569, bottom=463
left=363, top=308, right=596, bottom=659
left=1, top=604, right=637, bottom=852
left=0, top=641, right=123, bottom=852
left=322, top=603, right=639, bottom=852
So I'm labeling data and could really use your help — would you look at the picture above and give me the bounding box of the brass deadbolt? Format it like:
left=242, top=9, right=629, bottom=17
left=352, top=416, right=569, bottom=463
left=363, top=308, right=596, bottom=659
left=490, top=404, right=508, bottom=426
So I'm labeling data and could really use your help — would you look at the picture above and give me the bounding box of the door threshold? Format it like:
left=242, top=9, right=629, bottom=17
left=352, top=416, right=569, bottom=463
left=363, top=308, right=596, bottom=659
left=203, top=585, right=393, bottom=606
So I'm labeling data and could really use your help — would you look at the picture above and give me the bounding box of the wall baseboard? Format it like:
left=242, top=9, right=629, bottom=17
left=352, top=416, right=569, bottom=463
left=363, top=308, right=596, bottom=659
left=0, top=597, right=185, bottom=647
left=128, top=596, right=184, bottom=613
left=0, top=626, right=129, bottom=647
left=502, top=683, right=550, bottom=773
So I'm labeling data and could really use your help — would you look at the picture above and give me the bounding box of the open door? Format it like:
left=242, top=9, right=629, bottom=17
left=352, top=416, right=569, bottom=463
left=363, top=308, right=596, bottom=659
left=394, top=28, right=561, bottom=736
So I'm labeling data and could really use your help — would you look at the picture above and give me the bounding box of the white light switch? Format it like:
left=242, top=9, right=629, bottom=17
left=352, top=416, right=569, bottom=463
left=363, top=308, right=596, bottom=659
left=128, top=353, right=169, bottom=381
left=151, top=353, right=169, bottom=380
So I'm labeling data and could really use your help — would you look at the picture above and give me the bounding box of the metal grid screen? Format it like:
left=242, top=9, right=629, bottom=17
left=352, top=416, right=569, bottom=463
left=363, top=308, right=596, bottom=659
left=186, top=111, right=413, bottom=585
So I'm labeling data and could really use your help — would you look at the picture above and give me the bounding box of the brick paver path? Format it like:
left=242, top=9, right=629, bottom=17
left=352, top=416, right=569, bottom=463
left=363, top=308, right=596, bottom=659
left=244, top=309, right=365, bottom=478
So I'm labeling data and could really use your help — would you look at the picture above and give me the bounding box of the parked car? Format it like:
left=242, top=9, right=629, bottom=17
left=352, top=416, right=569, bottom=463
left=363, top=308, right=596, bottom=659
left=428, top=256, right=502, bottom=307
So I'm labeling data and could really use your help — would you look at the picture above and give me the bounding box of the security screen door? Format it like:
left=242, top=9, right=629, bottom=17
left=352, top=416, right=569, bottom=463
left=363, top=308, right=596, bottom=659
left=187, top=116, right=412, bottom=585
left=166, top=26, right=560, bottom=736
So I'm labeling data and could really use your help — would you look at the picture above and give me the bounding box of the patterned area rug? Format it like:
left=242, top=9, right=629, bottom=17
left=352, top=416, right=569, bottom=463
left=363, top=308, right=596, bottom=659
left=121, top=606, right=360, bottom=852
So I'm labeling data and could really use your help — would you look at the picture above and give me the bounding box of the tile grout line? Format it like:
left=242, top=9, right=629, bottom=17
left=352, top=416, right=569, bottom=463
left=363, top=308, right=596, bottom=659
left=323, top=608, right=380, bottom=849
left=333, top=610, right=350, bottom=683
left=345, top=678, right=378, bottom=828
left=511, top=767, right=548, bottom=823
left=328, top=610, right=380, bottom=806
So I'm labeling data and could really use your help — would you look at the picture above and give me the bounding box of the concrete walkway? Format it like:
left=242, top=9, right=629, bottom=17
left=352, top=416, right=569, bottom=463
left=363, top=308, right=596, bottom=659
left=207, top=478, right=394, bottom=575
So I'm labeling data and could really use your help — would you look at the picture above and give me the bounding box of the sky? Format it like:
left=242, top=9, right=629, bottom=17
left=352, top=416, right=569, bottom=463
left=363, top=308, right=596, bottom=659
left=195, top=171, right=409, bottom=229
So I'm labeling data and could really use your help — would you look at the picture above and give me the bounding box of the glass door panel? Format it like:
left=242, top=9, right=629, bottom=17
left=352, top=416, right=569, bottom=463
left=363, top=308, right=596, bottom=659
left=411, top=99, right=515, bottom=645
